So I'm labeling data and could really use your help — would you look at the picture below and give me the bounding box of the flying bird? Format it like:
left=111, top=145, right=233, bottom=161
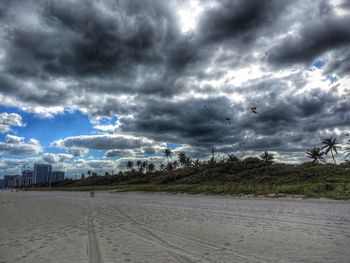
left=251, top=107, right=257, bottom=114
left=203, top=104, right=210, bottom=113
left=224, top=117, right=232, bottom=125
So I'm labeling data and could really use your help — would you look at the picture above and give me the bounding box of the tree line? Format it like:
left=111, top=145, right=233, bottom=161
left=123, top=136, right=350, bottom=174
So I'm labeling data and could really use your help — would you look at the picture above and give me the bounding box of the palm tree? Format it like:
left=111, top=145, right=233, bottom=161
left=126, top=161, right=133, bottom=171
left=345, top=139, right=350, bottom=160
left=194, top=159, right=201, bottom=167
left=141, top=161, right=148, bottom=173
left=173, top=161, right=179, bottom=169
left=136, top=160, right=142, bottom=172
left=227, top=154, right=239, bottom=162
left=185, top=157, right=192, bottom=167
left=259, top=151, right=274, bottom=165
left=147, top=163, right=155, bottom=173
left=163, top=148, right=173, bottom=165
left=344, top=159, right=350, bottom=169
left=178, top=151, right=187, bottom=167
left=306, top=147, right=325, bottom=164
left=322, top=137, right=341, bottom=164
left=167, top=162, right=174, bottom=171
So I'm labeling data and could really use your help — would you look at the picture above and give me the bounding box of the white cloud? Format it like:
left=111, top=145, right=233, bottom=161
left=41, top=153, right=74, bottom=164
left=0, top=113, right=25, bottom=133
left=5, top=134, right=25, bottom=144
left=51, top=134, right=164, bottom=151
left=0, top=136, right=42, bottom=155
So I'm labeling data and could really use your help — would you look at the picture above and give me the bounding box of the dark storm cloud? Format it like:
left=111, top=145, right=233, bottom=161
left=0, top=0, right=187, bottom=107
left=2, top=0, right=173, bottom=78
left=324, top=47, right=350, bottom=76
left=116, top=82, right=346, bottom=157
left=118, top=96, right=250, bottom=147
left=246, top=87, right=342, bottom=135
left=165, top=0, right=293, bottom=77
left=197, top=0, right=289, bottom=44
left=0, top=0, right=294, bottom=107
left=0, top=0, right=349, bottom=164
left=267, top=15, right=350, bottom=69
left=0, top=73, right=72, bottom=108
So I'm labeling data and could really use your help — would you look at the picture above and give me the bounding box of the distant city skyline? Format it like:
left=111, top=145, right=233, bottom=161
left=1, top=163, right=65, bottom=187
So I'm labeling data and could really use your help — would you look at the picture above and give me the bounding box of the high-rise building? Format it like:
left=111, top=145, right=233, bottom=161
left=14, top=175, right=23, bottom=187
left=22, top=170, right=33, bottom=186
left=34, top=164, right=52, bottom=185
left=52, top=171, right=65, bottom=182
left=4, top=175, right=15, bottom=188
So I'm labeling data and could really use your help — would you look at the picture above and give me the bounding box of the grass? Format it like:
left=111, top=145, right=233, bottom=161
left=111, top=182, right=350, bottom=199
left=40, top=181, right=350, bottom=200
left=34, top=185, right=120, bottom=192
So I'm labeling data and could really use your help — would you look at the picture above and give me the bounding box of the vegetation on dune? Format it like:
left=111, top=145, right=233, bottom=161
left=49, top=137, right=350, bottom=199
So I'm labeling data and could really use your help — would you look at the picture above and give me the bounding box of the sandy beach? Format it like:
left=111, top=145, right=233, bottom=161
left=0, top=190, right=349, bottom=263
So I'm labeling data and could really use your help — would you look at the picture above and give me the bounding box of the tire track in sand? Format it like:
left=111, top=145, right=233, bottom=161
left=94, top=201, right=275, bottom=263
left=87, top=205, right=104, bottom=263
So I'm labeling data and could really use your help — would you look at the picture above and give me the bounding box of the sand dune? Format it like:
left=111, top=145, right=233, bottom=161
left=0, top=191, right=349, bottom=263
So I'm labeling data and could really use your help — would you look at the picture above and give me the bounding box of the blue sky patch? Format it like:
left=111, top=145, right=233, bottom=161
left=0, top=106, right=94, bottom=153
left=312, top=58, right=325, bottom=69
left=327, top=74, right=338, bottom=84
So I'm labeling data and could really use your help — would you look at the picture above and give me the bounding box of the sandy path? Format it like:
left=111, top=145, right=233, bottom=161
left=0, top=191, right=349, bottom=263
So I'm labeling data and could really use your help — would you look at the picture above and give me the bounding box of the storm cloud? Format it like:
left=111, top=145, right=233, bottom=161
left=0, top=0, right=349, bottom=167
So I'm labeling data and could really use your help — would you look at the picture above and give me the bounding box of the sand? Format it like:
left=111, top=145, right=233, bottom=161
left=0, top=190, right=349, bottom=263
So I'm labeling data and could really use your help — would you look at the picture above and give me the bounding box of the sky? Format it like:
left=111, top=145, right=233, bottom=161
left=0, top=0, right=350, bottom=178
